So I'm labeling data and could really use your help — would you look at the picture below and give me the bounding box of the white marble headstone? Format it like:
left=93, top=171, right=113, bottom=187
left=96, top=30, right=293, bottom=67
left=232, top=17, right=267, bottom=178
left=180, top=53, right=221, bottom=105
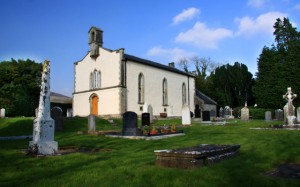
left=241, top=106, right=249, bottom=121
left=29, top=61, right=58, bottom=155
left=0, top=108, right=4, bottom=118
left=265, top=111, right=272, bottom=121
left=143, top=102, right=148, bottom=113
left=148, top=105, right=153, bottom=123
left=182, top=105, right=191, bottom=125
left=297, top=107, right=300, bottom=123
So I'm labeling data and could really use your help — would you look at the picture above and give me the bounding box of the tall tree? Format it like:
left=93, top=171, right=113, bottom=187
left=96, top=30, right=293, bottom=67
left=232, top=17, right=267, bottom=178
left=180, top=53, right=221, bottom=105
left=209, top=62, right=254, bottom=107
left=0, top=59, right=42, bottom=116
left=253, top=17, right=300, bottom=108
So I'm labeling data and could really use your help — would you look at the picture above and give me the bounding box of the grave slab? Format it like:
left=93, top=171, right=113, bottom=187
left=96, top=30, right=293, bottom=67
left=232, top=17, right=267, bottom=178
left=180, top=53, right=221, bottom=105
left=154, top=144, right=240, bottom=169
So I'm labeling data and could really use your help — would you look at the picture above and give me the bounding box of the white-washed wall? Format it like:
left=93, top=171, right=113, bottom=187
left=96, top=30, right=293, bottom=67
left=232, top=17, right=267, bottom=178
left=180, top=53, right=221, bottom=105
left=73, top=48, right=123, bottom=116
left=73, top=88, right=121, bottom=116
left=74, top=48, right=122, bottom=92
left=126, top=61, right=195, bottom=117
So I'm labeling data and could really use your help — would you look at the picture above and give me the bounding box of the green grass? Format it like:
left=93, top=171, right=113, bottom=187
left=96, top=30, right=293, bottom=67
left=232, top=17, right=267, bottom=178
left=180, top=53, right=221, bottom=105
left=1, top=117, right=300, bottom=186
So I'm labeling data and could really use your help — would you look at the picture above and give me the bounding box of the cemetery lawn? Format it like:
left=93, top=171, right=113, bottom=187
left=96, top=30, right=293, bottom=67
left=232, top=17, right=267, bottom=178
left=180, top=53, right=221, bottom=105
left=1, top=117, right=300, bottom=187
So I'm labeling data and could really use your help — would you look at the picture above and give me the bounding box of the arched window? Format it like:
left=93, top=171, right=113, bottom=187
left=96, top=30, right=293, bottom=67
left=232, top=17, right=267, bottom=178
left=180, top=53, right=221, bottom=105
left=138, top=73, right=144, bottom=103
left=90, top=70, right=101, bottom=90
left=91, top=31, right=95, bottom=43
left=90, top=72, right=94, bottom=89
left=182, top=83, right=187, bottom=105
left=162, top=78, right=168, bottom=106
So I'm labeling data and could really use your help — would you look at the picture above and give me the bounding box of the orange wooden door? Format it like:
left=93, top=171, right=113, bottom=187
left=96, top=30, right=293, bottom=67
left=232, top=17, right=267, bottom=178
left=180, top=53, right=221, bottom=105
left=91, top=96, right=98, bottom=115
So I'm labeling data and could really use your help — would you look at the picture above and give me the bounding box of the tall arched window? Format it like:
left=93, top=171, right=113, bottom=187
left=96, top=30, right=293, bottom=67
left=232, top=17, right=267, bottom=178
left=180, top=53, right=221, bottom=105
left=90, top=72, right=94, bottom=89
left=182, top=83, right=187, bottom=105
left=162, top=78, right=168, bottom=106
left=138, top=73, right=144, bottom=103
left=90, top=70, right=101, bottom=90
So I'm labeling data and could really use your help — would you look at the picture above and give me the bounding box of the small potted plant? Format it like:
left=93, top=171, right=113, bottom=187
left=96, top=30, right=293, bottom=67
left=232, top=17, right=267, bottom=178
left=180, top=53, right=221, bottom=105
left=161, top=124, right=169, bottom=134
left=171, top=124, right=176, bottom=133
left=142, top=125, right=150, bottom=135
left=150, top=126, right=157, bottom=135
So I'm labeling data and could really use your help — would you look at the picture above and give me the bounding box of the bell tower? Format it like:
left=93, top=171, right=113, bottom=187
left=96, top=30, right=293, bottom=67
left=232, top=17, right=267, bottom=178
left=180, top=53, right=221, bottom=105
left=88, top=26, right=103, bottom=58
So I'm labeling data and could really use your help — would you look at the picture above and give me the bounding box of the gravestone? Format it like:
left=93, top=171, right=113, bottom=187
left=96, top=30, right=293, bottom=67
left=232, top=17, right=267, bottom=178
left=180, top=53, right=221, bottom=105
left=182, top=105, right=191, bottom=125
left=297, top=107, right=300, bottom=123
left=265, top=111, right=272, bottom=121
left=155, top=144, right=240, bottom=169
left=283, top=87, right=297, bottom=126
left=283, top=104, right=288, bottom=125
left=224, top=106, right=230, bottom=118
left=210, top=110, right=216, bottom=117
left=275, top=109, right=283, bottom=121
left=219, top=107, right=224, bottom=118
left=51, top=106, right=63, bottom=132
left=29, top=60, right=58, bottom=155
left=67, top=108, right=73, bottom=117
left=122, top=111, right=138, bottom=136
left=241, top=103, right=249, bottom=121
left=148, top=105, right=153, bottom=123
left=143, top=102, right=148, bottom=113
left=142, top=113, right=150, bottom=126
left=0, top=108, right=5, bottom=118
left=202, top=111, right=210, bottom=121
left=88, top=114, right=96, bottom=133
left=194, top=105, right=201, bottom=118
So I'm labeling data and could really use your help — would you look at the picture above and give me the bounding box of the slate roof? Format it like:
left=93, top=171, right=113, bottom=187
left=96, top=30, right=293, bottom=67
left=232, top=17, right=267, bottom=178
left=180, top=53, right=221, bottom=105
left=124, top=54, right=195, bottom=77
left=195, top=90, right=217, bottom=105
left=50, top=92, right=72, bottom=104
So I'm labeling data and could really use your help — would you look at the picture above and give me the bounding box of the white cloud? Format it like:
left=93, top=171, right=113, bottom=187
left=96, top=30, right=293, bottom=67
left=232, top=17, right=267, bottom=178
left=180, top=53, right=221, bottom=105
left=172, top=7, right=200, bottom=25
left=235, top=11, right=287, bottom=37
left=147, top=46, right=195, bottom=62
left=175, top=22, right=233, bottom=49
left=247, top=0, right=268, bottom=8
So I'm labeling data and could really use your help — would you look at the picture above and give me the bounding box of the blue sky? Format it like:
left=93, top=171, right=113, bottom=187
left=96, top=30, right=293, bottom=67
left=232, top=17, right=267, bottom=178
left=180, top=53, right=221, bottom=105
left=1, top=0, right=299, bottom=96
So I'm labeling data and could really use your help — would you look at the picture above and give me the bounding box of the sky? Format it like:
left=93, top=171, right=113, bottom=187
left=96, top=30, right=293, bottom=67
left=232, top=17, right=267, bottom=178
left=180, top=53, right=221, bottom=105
left=1, top=0, right=299, bottom=97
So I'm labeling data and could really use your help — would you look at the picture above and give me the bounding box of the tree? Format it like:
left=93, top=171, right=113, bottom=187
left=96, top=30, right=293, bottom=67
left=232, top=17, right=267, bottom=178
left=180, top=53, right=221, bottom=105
left=0, top=59, right=42, bottom=116
left=208, top=62, right=254, bottom=107
left=177, top=57, right=189, bottom=73
left=253, top=17, right=300, bottom=108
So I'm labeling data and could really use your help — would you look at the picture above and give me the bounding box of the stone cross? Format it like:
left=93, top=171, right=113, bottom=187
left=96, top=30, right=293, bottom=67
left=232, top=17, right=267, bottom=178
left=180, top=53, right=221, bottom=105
left=29, top=60, right=58, bottom=155
left=283, top=87, right=297, bottom=116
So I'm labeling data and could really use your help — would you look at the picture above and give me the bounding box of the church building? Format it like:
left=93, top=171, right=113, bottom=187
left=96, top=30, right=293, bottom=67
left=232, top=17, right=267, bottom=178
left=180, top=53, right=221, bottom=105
left=73, top=26, right=196, bottom=118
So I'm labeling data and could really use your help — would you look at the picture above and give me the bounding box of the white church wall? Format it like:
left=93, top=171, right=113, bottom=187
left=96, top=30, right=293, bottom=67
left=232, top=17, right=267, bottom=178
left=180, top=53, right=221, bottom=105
left=73, top=47, right=124, bottom=117
left=126, top=61, right=195, bottom=117
left=74, top=48, right=122, bottom=92
left=73, top=88, right=121, bottom=116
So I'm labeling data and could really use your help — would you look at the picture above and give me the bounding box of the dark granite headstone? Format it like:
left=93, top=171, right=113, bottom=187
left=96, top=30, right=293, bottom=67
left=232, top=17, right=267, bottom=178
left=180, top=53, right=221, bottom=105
left=202, top=111, right=210, bottom=121
left=195, top=105, right=201, bottom=118
left=190, top=111, right=194, bottom=118
left=142, top=113, right=150, bottom=126
left=122, top=111, right=138, bottom=136
left=51, top=106, right=63, bottom=132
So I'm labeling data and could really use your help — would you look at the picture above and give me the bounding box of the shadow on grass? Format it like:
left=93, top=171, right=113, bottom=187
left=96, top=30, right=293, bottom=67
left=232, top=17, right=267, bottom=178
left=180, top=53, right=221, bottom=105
left=0, top=118, right=33, bottom=136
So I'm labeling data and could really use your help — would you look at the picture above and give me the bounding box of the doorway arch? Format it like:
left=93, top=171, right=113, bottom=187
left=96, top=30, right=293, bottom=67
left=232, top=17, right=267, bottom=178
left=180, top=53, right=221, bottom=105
left=90, top=94, right=99, bottom=115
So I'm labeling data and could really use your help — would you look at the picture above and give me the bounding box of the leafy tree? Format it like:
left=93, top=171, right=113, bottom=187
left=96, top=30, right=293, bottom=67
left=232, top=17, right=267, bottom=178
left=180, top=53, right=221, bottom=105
left=0, top=59, right=42, bottom=116
left=208, top=62, right=254, bottom=107
left=253, top=17, right=300, bottom=108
